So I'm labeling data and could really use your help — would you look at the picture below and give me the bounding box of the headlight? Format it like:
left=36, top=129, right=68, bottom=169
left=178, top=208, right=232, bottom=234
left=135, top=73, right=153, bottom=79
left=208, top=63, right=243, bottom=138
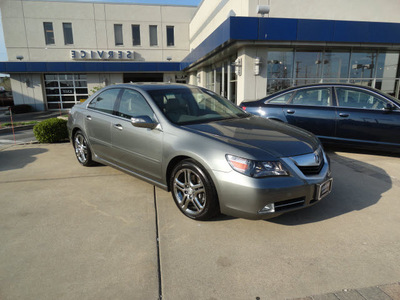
left=226, top=154, right=289, bottom=178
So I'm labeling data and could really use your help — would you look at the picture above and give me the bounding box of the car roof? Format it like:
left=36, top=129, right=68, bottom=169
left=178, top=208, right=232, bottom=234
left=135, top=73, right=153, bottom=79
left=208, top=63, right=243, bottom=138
left=266, top=83, right=383, bottom=96
left=110, top=82, right=197, bottom=91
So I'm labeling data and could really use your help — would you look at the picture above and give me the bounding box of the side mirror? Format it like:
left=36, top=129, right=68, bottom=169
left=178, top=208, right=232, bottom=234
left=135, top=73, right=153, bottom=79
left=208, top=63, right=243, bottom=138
left=131, top=116, right=158, bottom=129
left=383, top=103, right=395, bottom=112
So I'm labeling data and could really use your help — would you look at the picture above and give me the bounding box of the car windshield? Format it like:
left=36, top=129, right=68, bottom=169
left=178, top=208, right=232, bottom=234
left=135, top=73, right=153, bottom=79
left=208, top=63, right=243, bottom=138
left=148, top=87, right=248, bottom=125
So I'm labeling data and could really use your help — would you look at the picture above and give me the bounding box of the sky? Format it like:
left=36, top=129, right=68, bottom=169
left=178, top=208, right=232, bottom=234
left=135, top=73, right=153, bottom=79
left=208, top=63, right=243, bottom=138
left=0, top=0, right=202, bottom=62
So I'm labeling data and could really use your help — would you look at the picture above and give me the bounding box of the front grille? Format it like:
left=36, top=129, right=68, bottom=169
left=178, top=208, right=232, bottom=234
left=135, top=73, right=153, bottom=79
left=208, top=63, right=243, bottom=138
left=298, top=160, right=324, bottom=176
left=274, top=197, right=305, bottom=212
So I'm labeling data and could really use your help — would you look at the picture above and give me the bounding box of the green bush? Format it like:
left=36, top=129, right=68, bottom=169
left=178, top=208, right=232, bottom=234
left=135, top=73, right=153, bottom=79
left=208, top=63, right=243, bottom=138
left=33, top=118, right=68, bottom=143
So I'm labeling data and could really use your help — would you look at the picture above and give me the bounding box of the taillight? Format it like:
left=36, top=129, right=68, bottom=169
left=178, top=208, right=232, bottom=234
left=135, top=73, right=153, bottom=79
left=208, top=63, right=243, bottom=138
left=242, top=106, right=246, bottom=110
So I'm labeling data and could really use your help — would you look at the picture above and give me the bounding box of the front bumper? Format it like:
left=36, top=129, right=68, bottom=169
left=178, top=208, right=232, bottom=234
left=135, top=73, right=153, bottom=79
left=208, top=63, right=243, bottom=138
left=212, top=155, right=332, bottom=220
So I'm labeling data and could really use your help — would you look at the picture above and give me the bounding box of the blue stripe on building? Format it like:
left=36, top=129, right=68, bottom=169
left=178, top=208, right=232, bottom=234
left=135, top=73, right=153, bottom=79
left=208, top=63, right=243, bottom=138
left=2, top=17, right=400, bottom=74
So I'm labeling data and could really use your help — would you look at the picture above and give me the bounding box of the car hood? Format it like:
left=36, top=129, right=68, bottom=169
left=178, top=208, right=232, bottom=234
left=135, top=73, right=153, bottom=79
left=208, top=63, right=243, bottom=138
left=184, top=116, right=319, bottom=158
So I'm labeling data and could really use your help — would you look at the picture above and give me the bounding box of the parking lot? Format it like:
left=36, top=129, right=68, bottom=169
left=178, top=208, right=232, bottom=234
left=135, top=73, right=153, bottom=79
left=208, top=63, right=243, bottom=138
left=1, top=143, right=400, bottom=299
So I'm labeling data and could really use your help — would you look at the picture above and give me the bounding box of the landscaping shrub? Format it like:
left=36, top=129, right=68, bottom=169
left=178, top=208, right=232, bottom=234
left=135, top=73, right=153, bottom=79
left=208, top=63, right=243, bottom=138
left=33, top=118, right=68, bottom=143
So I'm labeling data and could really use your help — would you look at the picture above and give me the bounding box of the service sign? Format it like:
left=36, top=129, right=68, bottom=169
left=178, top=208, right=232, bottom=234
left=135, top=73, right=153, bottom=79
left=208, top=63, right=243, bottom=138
left=71, top=50, right=135, bottom=60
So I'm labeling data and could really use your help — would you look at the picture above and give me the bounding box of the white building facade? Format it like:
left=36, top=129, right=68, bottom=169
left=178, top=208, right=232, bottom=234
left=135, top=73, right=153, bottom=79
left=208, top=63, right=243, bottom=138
left=1, top=0, right=400, bottom=110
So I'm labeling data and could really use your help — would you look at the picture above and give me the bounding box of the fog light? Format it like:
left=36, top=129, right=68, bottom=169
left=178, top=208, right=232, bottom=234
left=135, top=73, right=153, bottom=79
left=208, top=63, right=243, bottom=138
left=259, top=203, right=275, bottom=214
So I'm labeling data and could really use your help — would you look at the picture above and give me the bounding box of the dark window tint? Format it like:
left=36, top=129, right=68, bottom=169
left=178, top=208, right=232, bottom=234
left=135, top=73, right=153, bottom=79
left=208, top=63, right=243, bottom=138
left=117, top=89, right=154, bottom=120
left=114, top=24, right=123, bottom=46
left=149, top=25, right=158, bottom=46
left=88, top=89, right=120, bottom=114
left=336, top=88, right=389, bottom=110
left=291, top=88, right=331, bottom=106
left=132, top=25, right=141, bottom=46
left=43, top=22, right=55, bottom=45
left=166, top=26, right=174, bottom=46
left=63, top=23, right=73, bottom=45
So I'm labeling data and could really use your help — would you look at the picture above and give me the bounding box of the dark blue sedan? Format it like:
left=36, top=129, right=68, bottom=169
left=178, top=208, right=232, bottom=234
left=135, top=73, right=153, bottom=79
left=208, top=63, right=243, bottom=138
left=241, top=84, right=400, bottom=152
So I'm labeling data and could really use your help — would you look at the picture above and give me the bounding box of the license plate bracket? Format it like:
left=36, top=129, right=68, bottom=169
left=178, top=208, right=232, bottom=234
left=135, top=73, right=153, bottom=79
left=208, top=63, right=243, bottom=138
left=316, top=178, right=333, bottom=200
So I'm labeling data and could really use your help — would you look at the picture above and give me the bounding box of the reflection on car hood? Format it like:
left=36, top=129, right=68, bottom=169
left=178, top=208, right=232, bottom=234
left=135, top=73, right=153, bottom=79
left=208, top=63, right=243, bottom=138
left=184, top=116, right=319, bottom=158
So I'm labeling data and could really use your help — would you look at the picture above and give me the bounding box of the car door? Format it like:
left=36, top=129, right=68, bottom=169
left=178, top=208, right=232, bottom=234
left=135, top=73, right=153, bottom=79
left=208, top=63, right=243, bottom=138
left=283, top=87, right=336, bottom=139
left=334, top=87, right=400, bottom=145
left=111, top=88, right=164, bottom=182
left=85, top=88, right=122, bottom=160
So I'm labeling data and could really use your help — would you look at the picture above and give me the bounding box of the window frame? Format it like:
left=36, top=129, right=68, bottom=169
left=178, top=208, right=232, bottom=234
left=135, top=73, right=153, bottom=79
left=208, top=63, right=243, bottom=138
left=131, top=24, right=141, bottom=46
left=166, top=26, right=174, bottom=47
left=43, top=22, right=55, bottom=45
left=149, top=25, right=158, bottom=47
left=62, top=22, right=74, bottom=45
left=114, top=24, right=124, bottom=46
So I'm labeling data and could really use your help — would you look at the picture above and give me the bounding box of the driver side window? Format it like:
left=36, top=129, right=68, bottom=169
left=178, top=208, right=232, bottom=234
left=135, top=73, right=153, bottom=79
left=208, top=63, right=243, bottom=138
left=117, top=89, right=155, bottom=120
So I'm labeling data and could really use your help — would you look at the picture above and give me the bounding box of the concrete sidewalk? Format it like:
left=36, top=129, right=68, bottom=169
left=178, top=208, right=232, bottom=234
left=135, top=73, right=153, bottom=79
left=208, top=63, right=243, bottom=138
left=1, top=144, right=400, bottom=299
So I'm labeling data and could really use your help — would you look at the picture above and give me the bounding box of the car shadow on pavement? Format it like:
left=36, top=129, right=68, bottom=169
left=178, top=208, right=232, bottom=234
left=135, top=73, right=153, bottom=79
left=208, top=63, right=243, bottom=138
left=270, top=152, right=392, bottom=226
left=0, top=147, right=48, bottom=172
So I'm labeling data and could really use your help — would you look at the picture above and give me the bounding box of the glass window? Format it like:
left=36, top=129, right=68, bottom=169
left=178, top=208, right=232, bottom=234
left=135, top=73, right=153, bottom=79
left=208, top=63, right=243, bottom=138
left=148, top=87, right=246, bottom=125
left=88, top=89, right=120, bottom=114
left=117, top=89, right=154, bottom=120
left=294, top=50, right=323, bottom=79
left=267, top=50, right=294, bottom=79
left=376, top=52, right=399, bottom=78
left=166, top=26, right=174, bottom=46
left=350, top=52, right=377, bottom=79
left=132, top=25, right=141, bottom=46
left=336, top=87, right=389, bottom=110
left=205, top=67, right=214, bottom=91
left=149, top=25, right=158, bottom=46
left=266, top=50, right=294, bottom=94
left=114, top=24, right=123, bottom=46
left=63, top=23, right=74, bottom=45
left=291, top=88, right=331, bottom=106
left=44, top=74, right=89, bottom=109
left=266, top=92, right=294, bottom=104
left=322, top=51, right=350, bottom=78
left=43, top=22, right=55, bottom=45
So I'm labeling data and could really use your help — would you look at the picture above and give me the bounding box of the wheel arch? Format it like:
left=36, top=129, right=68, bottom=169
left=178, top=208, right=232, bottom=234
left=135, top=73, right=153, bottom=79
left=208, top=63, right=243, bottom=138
left=166, top=155, right=191, bottom=191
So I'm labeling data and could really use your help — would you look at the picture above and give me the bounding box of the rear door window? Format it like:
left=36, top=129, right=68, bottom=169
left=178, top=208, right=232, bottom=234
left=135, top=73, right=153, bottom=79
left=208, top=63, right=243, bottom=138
left=265, top=92, right=294, bottom=104
left=290, top=88, right=331, bottom=106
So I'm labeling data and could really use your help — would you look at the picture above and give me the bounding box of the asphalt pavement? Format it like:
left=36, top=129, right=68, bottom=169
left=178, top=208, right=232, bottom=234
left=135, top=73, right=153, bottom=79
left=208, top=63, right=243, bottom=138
left=1, top=142, right=400, bottom=299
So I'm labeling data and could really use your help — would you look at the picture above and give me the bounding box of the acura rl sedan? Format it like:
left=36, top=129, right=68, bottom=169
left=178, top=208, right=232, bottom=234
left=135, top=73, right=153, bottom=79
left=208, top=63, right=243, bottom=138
left=67, top=83, right=332, bottom=220
left=241, top=84, right=400, bottom=152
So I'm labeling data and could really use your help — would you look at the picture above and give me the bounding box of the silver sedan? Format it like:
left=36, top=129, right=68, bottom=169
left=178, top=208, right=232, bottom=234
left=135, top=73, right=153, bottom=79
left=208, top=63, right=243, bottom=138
left=67, top=83, right=332, bottom=220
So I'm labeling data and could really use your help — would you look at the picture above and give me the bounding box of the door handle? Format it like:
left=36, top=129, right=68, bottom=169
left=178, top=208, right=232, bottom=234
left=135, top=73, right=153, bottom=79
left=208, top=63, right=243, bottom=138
left=86, top=115, right=92, bottom=121
left=113, top=124, right=123, bottom=131
left=286, top=109, right=295, bottom=114
left=339, top=113, right=349, bottom=118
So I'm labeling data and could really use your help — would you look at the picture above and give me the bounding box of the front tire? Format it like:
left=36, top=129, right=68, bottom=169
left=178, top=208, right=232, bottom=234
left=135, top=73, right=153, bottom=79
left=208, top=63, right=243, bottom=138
left=170, top=159, right=219, bottom=220
left=73, top=130, right=93, bottom=166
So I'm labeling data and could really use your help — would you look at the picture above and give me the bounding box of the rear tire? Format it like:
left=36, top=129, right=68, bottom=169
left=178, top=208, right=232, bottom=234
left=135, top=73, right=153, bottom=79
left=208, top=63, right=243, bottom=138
left=170, top=159, right=219, bottom=220
left=73, top=130, right=93, bottom=166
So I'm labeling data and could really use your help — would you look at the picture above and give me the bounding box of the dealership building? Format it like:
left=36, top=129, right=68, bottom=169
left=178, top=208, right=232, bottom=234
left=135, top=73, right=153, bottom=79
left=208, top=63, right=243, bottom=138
left=1, top=0, right=400, bottom=111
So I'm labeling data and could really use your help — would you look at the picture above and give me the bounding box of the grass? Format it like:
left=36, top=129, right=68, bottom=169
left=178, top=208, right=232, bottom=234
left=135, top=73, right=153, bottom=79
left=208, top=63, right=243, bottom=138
left=0, top=121, right=39, bottom=128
